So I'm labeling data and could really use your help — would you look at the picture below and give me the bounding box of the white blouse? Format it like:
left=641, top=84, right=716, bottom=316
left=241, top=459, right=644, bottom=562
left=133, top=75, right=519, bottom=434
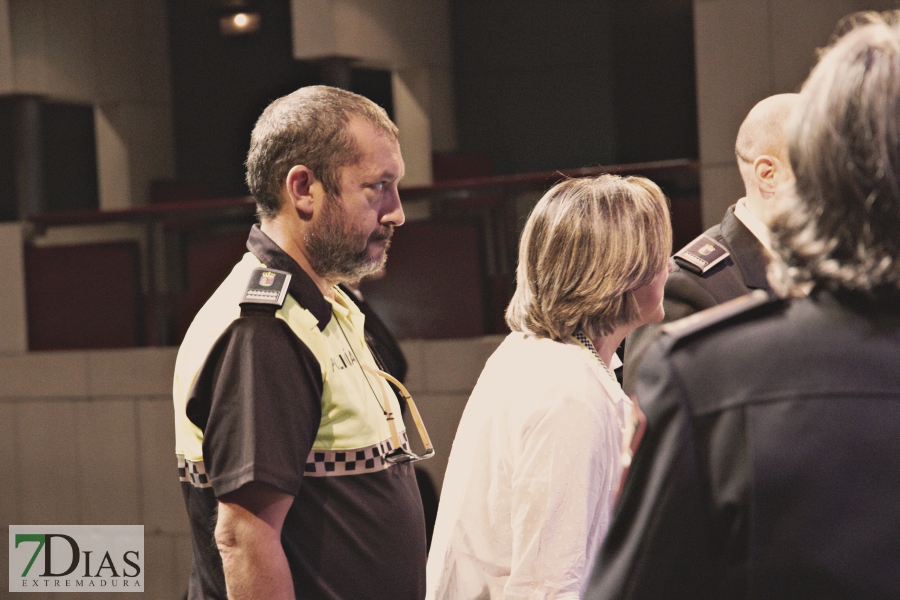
left=426, top=332, right=630, bottom=600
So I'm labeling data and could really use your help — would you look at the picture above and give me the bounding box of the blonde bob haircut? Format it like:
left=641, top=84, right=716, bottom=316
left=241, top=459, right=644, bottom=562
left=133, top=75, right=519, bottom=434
left=506, top=174, right=672, bottom=341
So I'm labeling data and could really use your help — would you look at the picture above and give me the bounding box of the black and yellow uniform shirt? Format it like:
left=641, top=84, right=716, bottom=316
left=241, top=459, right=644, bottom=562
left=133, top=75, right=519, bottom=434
left=172, top=225, right=426, bottom=600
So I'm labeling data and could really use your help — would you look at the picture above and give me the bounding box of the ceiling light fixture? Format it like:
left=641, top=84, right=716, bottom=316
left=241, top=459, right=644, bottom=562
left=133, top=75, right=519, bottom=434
left=219, top=11, right=261, bottom=35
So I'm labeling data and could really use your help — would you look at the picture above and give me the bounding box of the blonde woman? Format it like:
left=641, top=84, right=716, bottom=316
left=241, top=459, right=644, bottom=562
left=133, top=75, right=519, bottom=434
left=426, top=174, right=673, bottom=599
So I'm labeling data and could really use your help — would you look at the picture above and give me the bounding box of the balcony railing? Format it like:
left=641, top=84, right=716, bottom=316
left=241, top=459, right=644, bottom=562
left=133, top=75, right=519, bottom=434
left=25, top=159, right=700, bottom=349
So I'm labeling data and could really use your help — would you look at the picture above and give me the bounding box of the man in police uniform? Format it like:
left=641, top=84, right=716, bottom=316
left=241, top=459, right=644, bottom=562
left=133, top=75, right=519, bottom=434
left=172, top=86, right=426, bottom=599
left=622, top=93, right=797, bottom=394
left=587, top=12, right=900, bottom=599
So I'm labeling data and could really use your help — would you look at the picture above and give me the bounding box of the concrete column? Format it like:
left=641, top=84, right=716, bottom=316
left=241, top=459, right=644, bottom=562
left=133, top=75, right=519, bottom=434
left=318, top=57, right=354, bottom=90
left=12, top=95, right=44, bottom=218
left=427, top=66, right=457, bottom=153
left=392, top=69, right=433, bottom=187
left=95, top=106, right=133, bottom=211
left=0, top=223, right=28, bottom=353
left=0, top=0, right=12, bottom=93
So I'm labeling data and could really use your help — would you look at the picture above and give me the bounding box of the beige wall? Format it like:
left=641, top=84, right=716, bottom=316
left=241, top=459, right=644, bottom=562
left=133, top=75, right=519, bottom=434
left=0, top=347, right=190, bottom=598
left=400, top=336, right=505, bottom=492
left=0, top=335, right=503, bottom=596
left=5, top=0, right=174, bottom=209
left=693, top=0, right=899, bottom=229
left=0, top=224, right=27, bottom=353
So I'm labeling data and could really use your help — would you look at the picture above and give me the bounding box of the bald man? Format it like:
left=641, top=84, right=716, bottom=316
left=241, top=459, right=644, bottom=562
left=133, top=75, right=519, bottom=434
left=622, top=93, right=798, bottom=394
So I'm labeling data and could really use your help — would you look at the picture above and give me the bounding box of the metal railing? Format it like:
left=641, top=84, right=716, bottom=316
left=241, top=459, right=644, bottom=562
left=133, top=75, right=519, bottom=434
left=25, top=159, right=700, bottom=347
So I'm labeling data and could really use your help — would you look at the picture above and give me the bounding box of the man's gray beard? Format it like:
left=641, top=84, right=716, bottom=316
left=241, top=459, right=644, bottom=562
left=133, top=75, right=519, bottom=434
left=305, top=232, right=390, bottom=284
left=304, top=201, right=392, bottom=284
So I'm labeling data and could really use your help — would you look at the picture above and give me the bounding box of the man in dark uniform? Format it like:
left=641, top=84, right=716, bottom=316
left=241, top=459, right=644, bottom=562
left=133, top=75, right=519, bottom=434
left=587, top=11, right=900, bottom=599
left=172, top=86, right=427, bottom=600
left=623, top=93, right=797, bottom=394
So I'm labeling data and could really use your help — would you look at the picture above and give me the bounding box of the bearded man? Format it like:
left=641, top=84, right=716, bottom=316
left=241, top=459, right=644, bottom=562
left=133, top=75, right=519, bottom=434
left=172, top=86, right=426, bottom=600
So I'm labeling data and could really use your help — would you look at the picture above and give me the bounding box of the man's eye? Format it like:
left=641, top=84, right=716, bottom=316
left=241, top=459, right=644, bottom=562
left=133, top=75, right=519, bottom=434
left=373, top=181, right=387, bottom=191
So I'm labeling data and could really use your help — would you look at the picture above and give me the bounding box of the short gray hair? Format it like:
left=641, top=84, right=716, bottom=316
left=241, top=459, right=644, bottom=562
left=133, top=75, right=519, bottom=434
left=768, top=12, right=900, bottom=300
left=246, top=86, right=398, bottom=219
left=505, top=174, right=672, bottom=341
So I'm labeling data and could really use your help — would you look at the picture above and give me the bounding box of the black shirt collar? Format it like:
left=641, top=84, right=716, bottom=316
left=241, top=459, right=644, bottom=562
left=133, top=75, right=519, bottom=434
left=721, top=205, right=772, bottom=292
left=246, top=224, right=332, bottom=331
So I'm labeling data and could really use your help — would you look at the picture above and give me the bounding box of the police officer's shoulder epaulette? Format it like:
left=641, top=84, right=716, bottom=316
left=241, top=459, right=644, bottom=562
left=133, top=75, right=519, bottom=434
left=661, top=289, right=774, bottom=341
left=239, top=267, right=292, bottom=315
left=673, top=234, right=730, bottom=275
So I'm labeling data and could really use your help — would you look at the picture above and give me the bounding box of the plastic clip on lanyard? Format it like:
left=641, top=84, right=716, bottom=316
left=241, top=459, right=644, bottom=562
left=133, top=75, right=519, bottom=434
left=361, top=364, right=435, bottom=464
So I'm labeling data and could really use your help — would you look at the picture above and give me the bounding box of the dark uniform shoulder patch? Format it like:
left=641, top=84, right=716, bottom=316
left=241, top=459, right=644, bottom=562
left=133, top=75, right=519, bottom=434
left=240, top=267, right=291, bottom=308
left=674, top=234, right=730, bottom=275
left=661, top=289, right=772, bottom=341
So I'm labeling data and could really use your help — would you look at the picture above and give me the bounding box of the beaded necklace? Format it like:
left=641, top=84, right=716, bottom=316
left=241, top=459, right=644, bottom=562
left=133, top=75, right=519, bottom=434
left=571, top=331, right=618, bottom=384
left=572, top=331, right=636, bottom=469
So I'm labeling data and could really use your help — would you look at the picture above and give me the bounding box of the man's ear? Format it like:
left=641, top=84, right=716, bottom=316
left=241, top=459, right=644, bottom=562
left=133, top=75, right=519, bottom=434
left=753, top=155, right=778, bottom=198
left=286, top=165, right=317, bottom=217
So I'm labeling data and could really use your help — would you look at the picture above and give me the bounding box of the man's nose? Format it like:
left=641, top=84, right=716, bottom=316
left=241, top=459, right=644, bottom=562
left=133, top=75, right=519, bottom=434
left=381, top=188, right=405, bottom=227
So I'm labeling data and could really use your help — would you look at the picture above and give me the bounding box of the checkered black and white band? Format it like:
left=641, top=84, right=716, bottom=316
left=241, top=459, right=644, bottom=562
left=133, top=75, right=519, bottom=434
left=176, top=432, right=411, bottom=488
left=573, top=331, right=603, bottom=363
left=304, top=432, right=410, bottom=477
left=177, top=454, right=212, bottom=489
left=573, top=331, right=619, bottom=384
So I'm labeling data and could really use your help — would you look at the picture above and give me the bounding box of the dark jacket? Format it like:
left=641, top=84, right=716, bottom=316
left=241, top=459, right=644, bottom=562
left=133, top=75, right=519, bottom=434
left=623, top=205, right=771, bottom=395
left=338, top=284, right=408, bottom=383
left=587, top=289, right=900, bottom=599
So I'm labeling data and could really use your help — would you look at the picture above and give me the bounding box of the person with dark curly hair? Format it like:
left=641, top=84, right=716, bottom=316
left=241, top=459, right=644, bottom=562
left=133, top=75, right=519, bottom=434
left=587, top=11, right=900, bottom=600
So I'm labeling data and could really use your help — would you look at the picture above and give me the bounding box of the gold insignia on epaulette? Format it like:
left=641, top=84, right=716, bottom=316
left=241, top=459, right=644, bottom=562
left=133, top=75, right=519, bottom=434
left=674, top=235, right=730, bottom=274
left=242, top=267, right=291, bottom=307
